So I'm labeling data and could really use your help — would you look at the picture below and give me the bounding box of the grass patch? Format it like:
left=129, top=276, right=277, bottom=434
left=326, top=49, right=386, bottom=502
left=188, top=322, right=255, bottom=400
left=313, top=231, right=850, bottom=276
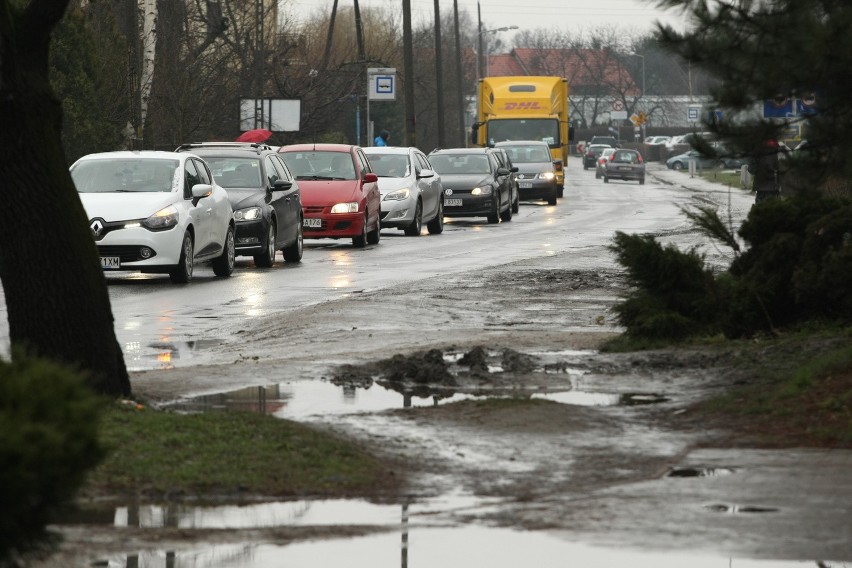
left=695, top=168, right=749, bottom=189
left=84, top=404, right=400, bottom=499
left=688, top=327, right=852, bottom=448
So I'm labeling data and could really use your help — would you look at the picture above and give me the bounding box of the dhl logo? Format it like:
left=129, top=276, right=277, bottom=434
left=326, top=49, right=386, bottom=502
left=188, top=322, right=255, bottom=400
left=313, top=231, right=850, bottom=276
left=502, top=102, right=541, bottom=110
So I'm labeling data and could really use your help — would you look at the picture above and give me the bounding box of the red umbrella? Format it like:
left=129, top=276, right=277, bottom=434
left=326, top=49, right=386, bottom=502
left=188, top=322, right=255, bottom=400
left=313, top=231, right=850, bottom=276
left=236, top=128, right=272, bottom=143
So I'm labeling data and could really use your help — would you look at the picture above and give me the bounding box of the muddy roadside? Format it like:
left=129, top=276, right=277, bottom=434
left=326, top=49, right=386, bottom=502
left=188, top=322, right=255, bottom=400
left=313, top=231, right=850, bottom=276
left=110, top=245, right=852, bottom=562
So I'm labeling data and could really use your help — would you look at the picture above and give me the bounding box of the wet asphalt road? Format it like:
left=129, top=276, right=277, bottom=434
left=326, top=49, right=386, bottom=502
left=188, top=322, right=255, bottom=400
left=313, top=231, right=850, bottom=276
left=0, top=157, right=754, bottom=369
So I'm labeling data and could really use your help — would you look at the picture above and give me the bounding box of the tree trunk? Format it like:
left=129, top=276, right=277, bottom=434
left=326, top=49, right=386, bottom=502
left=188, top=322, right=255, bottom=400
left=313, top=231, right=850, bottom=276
left=0, top=0, right=131, bottom=397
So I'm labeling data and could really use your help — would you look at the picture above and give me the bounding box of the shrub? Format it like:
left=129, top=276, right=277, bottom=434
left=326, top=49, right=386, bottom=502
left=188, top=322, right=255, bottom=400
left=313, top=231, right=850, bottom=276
left=0, top=353, right=105, bottom=567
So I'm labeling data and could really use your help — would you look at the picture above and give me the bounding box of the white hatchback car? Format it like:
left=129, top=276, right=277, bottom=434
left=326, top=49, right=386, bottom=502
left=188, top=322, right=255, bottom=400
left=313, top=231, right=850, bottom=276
left=70, top=151, right=235, bottom=283
left=363, top=146, right=444, bottom=236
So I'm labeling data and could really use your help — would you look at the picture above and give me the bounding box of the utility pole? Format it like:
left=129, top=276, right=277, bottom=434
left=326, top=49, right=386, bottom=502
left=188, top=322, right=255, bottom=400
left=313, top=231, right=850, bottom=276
left=402, top=0, right=416, bottom=146
left=476, top=2, right=483, bottom=82
left=453, top=0, right=465, bottom=146
left=354, top=0, right=366, bottom=146
left=434, top=0, right=445, bottom=147
left=321, top=0, right=339, bottom=71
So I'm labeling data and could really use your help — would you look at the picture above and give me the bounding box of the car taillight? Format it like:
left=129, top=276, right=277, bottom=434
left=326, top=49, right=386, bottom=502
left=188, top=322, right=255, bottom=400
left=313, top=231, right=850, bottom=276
left=637, top=155, right=644, bottom=164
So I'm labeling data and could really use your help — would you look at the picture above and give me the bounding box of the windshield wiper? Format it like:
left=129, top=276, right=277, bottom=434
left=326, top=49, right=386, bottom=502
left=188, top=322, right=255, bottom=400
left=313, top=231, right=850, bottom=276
left=296, top=175, right=335, bottom=180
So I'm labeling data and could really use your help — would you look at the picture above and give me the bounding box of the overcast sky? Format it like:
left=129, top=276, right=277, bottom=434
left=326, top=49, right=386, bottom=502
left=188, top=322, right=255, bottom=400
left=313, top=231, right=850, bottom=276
left=292, top=0, right=690, bottom=35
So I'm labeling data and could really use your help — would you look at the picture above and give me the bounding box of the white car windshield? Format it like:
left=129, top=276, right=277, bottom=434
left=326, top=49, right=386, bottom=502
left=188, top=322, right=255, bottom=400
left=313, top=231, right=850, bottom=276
left=204, top=157, right=264, bottom=189
left=367, top=154, right=410, bottom=178
left=71, top=158, right=179, bottom=193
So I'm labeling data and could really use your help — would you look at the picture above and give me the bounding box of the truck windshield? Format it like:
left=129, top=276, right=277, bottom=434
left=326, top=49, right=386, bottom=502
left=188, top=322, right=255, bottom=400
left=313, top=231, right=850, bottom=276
left=488, top=119, right=559, bottom=146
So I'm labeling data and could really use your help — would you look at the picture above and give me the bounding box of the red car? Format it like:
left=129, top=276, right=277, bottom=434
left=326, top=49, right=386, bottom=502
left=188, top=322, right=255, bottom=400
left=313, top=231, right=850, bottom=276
left=279, top=144, right=382, bottom=247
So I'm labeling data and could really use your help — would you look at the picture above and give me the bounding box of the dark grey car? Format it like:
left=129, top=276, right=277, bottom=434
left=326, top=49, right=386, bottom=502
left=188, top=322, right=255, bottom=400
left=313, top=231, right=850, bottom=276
left=494, top=140, right=558, bottom=205
left=176, top=142, right=304, bottom=266
left=427, top=148, right=514, bottom=223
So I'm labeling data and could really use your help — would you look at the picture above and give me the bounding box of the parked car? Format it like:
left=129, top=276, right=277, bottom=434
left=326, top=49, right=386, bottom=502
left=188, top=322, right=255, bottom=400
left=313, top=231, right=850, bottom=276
left=363, top=146, right=445, bottom=236
left=583, top=143, right=613, bottom=169
left=666, top=149, right=723, bottom=170
left=427, top=147, right=514, bottom=223
left=603, top=148, right=645, bottom=184
left=175, top=142, right=303, bottom=266
left=494, top=140, right=558, bottom=205
left=665, top=131, right=713, bottom=151
left=595, top=147, right=616, bottom=179
left=278, top=144, right=381, bottom=248
left=490, top=147, right=522, bottom=210
left=644, top=135, right=671, bottom=145
left=70, top=150, right=235, bottom=283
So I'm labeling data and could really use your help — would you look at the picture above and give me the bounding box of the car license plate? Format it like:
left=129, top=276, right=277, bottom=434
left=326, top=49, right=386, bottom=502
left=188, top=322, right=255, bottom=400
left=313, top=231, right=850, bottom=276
left=445, top=198, right=462, bottom=206
left=303, top=218, right=322, bottom=228
left=519, top=182, right=532, bottom=188
left=101, top=257, right=120, bottom=269
left=619, top=166, right=632, bottom=171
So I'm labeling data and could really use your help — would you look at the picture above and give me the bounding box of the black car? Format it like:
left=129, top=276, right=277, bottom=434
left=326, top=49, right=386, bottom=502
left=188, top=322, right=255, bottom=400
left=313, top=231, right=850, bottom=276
left=176, top=142, right=303, bottom=266
left=427, top=148, right=514, bottom=223
left=494, top=140, right=558, bottom=205
left=490, top=147, right=520, bottom=213
left=583, top=144, right=614, bottom=169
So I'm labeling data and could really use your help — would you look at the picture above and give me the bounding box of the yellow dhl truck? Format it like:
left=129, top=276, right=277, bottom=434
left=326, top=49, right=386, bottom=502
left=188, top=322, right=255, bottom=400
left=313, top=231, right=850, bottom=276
left=471, top=76, right=573, bottom=193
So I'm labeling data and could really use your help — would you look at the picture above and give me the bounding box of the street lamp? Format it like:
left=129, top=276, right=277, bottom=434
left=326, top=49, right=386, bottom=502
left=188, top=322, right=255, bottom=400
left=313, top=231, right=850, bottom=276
left=476, top=25, right=519, bottom=82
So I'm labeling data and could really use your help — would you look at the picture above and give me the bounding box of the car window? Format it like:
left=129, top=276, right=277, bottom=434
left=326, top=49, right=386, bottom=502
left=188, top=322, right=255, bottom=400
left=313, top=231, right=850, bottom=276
left=204, top=157, right=264, bottom=188
left=280, top=151, right=356, bottom=180
left=184, top=159, right=201, bottom=197
left=429, top=154, right=492, bottom=175
left=356, top=150, right=372, bottom=175
left=193, top=159, right=211, bottom=185
left=271, top=155, right=291, bottom=181
left=70, top=157, right=179, bottom=194
left=264, top=156, right=280, bottom=186
left=612, top=150, right=640, bottom=163
left=366, top=153, right=409, bottom=177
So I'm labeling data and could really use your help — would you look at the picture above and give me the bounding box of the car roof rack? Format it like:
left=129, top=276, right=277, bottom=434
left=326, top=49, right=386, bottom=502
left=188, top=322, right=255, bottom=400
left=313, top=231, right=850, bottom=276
left=175, top=142, right=273, bottom=154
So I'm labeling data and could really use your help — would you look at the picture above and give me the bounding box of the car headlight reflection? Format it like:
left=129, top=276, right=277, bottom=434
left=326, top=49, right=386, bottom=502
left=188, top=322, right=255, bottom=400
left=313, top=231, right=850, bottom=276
left=143, top=205, right=179, bottom=230
left=330, top=202, right=359, bottom=214
left=384, top=188, right=411, bottom=201
left=234, top=206, right=262, bottom=221
left=471, top=186, right=492, bottom=196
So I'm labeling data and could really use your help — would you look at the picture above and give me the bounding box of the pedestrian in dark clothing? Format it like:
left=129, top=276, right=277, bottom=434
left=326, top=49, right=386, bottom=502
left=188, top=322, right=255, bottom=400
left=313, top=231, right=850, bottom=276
left=748, top=139, right=781, bottom=203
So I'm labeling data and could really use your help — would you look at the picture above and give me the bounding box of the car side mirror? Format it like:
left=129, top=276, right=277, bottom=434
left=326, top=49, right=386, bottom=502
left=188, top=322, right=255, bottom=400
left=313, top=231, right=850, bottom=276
left=510, top=166, right=519, bottom=173
left=552, top=159, right=563, bottom=172
left=273, top=179, right=293, bottom=191
left=191, top=183, right=212, bottom=199
left=417, top=169, right=435, bottom=179
left=496, top=167, right=510, bottom=176
left=363, top=173, right=378, bottom=183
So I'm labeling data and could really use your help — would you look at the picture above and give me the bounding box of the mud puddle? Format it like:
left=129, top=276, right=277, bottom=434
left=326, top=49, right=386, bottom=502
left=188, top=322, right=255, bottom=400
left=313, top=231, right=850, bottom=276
left=124, top=339, right=224, bottom=371
left=165, top=347, right=670, bottom=418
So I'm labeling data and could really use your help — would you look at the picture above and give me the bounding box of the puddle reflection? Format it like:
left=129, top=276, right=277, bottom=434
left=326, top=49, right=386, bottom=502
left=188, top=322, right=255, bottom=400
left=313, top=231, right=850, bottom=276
left=170, top=380, right=670, bottom=420
left=94, top=525, right=825, bottom=568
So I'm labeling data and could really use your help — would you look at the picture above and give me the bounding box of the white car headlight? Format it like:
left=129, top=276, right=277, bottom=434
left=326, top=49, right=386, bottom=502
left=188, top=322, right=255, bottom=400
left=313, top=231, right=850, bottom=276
left=539, top=172, right=555, bottom=180
left=143, top=205, right=179, bottom=230
left=471, top=186, right=492, bottom=195
left=234, top=206, right=262, bottom=221
left=384, top=188, right=411, bottom=201
left=330, top=202, right=359, bottom=214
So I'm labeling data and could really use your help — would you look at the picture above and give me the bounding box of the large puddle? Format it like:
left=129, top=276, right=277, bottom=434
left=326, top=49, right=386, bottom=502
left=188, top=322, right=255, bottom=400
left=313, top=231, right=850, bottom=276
left=86, top=521, right=823, bottom=567
left=165, top=379, right=669, bottom=420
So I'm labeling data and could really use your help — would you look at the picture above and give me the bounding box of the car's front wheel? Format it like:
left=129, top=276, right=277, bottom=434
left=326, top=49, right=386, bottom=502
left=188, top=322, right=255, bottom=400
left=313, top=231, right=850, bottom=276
left=169, top=231, right=194, bottom=284
left=672, top=161, right=684, bottom=170
left=254, top=222, right=276, bottom=268
left=404, top=200, right=422, bottom=236
left=212, top=226, right=235, bottom=277
left=426, top=199, right=444, bottom=234
left=487, top=192, right=500, bottom=224
left=367, top=213, right=381, bottom=245
left=282, top=221, right=303, bottom=262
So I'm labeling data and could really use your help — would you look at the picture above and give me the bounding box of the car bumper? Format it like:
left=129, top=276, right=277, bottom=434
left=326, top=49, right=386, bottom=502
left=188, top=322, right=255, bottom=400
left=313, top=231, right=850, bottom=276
left=442, top=194, right=495, bottom=217
left=380, top=196, right=415, bottom=228
left=605, top=167, right=645, bottom=180
left=94, top=225, right=184, bottom=271
left=234, top=219, right=268, bottom=255
left=517, top=180, right=557, bottom=200
left=302, top=212, right=366, bottom=239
